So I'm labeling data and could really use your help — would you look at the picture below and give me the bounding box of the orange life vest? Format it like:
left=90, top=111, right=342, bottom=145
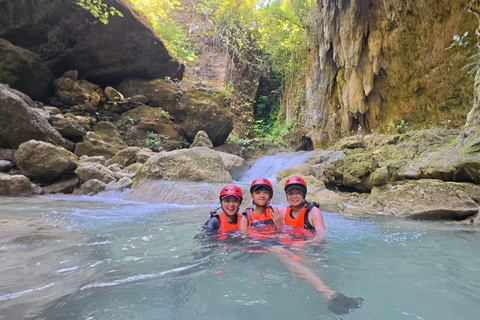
left=244, top=207, right=273, bottom=226
left=284, top=205, right=316, bottom=231
left=217, top=213, right=242, bottom=232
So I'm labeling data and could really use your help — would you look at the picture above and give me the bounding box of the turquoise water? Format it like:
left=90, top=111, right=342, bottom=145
left=1, top=194, right=479, bottom=320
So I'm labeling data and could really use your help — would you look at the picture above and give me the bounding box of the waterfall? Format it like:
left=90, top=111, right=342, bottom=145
left=237, top=151, right=315, bottom=184
left=114, top=151, right=315, bottom=206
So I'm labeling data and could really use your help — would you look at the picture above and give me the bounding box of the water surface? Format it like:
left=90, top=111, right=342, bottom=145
left=1, top=194, right=479, bottom=320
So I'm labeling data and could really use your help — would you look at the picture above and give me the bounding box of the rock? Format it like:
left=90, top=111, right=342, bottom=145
left=0, top=148, right=16, bottom=161
left=0, top=0, right=183, bottom=86
left=134, top=147, right=232, bottom=184
left=117, top=78, right=232, bottom=146
left=74, top=121, right=128, bottom=159
left=323, top=152, right=379, bottom=192
left=43, top=177, right=79, bottom=194
left=0, top=84, right=66, bottom=149
left=216, top=151, right=249, bottom=181
left=50, top=115, right=87, bottom=140
left=53, top=77, right=101, bottom=106
left=79, top=155, right=106, bottom=165
left=136, top=149, right=156, bottom=163
left=43, top=106, right=62, bottom=115
left=75, top=162, right=116, bottom=184
left=0, top=38, right=53, bottom=100
left=316, top=189, right=346, bottom=213
left=105, top=147, right=142, bottom=168
left=339, top=137, right=365, bottom=150
left=117, top=105, right=188, bottom=151
left=104, top=86, right=124, bottom=101
left=105, top=176, right=133, bottom=191
left=368, top=179, right=480, bottom=219
left=81, top=179, right=107, bottom=195
left=107, top=164, right=122, bottom=173
left=0, top=160, right=13, bottom=172
left=15, top=140, right=78, bottom=180
left=124, top=162, right=142, bottom=174
left=0, top=173, right=32, bottom=196
left=276, top=163, right=313, bottom=181
left=190, top=130, right=213, bottom=148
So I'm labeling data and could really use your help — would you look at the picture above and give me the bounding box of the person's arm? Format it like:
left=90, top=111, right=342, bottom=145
left=308, top=207, right=327, bottom=238
left=204, top=216, right=220, bottom=231
left=270, top=206, right=285, bottom=231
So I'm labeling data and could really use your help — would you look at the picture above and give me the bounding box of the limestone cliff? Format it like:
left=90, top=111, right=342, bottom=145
left=292, top=0, right=478, bottom=148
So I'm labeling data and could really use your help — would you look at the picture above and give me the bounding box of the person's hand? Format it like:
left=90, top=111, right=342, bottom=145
left=271, top=206, right=284, bottom=231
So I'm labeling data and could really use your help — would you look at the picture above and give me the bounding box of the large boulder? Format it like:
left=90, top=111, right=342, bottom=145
left=50, top=114, right=87, bottom=141
left=15, top=140, right=78, bottom=180
left=0, top=0, right=183, bottom=86
left=74, top=122, right=128, bottom=159
left=0, top=84, right=66, bottom=149
left=216, top=151, right=249, bottom=181
left=0, top=38, right=53, bottom=100
left=117, top=105, right=188, bottom=151
left=75, top=162, right=116, bottom=184
left=53, top=77, right=101, bottom=107
left=116, top=78, right=233, bottom=146
left=134, top=147, right=232, bottom=184
left=0, top=173, right=32, bottom=196
left=368, top=179, right=480, bottom=219
left=105, top=147, right=142, bottom=168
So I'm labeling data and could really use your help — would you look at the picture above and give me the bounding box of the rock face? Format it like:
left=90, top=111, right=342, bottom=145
left=0, top=84, right=66, bottom=149
left=294, top=0, right=478, bottom=148
left=0, top=0, right=183, bottom=88
left=368, top=179, right=480, bottom=219
left=117, top=78, right=233, bottom=146
left=135, top=147, right=233, bottom=184
left=15, top=140, right=78, bottom=181
left=0, top=39, right=53, bottom=100
left=74, top=122, right=128, bottom=159
left=118, top=105, right=189, bottom=151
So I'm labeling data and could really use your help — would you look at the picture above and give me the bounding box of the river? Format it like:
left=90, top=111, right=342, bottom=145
left=1, top=152, right=479, bottom=320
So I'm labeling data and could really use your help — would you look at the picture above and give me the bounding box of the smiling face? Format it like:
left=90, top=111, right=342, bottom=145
left=221, top=196, right=241, bottom=217
left=251, top=187, right=271, bottom=207
left=286, top=188, right=305, bottom=207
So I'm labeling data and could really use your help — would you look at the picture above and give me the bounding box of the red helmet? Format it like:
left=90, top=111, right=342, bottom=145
left=284, top=176, right=307, bottom=197
left=250, top=178, right=273, bottom=196
left=219, top=185, right=243, bottom=202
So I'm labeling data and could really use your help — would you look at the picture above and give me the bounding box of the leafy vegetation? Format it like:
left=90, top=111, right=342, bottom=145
left=76, top=0, right=123, bottom=24
left=144, top=132, right=164, bottom=152
left=128, top=0, right=196, bottom=63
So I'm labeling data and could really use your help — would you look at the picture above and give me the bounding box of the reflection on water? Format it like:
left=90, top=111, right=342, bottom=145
left=0, top=195, right=480, bottom=320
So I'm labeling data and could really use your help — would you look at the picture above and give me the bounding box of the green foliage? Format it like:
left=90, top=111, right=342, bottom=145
left=446, top=31, right=469, bottom=50
left=387, top=120, right=409, bottom=134
left=144, top=131, right=164, bottom=152
left=440, top=119, right=451, bottom=129
left=76, top=0, right=123, bottom=25
left=128, top=0, right=196, bottom=63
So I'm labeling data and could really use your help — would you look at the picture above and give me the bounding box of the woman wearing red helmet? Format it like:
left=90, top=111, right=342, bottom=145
left=205, top=185, right=246, bottom=232
left=273, top=176, right=326, bottom=236
left=243, top=178, right=283, bottom=230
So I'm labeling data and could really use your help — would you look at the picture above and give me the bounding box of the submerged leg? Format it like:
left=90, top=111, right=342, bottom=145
left=270, top=245, right=363, bottom=315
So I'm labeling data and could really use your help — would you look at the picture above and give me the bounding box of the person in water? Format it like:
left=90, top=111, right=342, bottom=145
left=270, top=176, right=363, bottom=314
left=241, top=178, right=283, bottom=230
left=272, top=176, right=326, bottom=237
left=204, top=185, right=247, bottom=232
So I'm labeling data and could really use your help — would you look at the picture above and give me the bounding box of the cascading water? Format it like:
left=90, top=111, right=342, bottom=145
left=1, top=151, right=480, bottom=320
left=238, top=151, right=315, bottom=184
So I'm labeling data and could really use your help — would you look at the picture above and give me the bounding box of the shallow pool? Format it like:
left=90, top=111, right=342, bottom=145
left=1, top=195, right=479, bottom=320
